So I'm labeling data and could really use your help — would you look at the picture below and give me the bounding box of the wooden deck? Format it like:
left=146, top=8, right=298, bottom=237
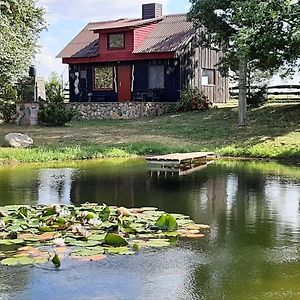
left=146, top=152, right=218, bottom=176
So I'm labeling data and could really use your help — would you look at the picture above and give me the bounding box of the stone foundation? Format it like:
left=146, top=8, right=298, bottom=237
left=68, top=102, right=176, bottom=120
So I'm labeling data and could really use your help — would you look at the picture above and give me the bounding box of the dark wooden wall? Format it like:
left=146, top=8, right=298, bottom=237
left=180, top=38, right=229, bottom=103
left=69, top=63, right=118, bottom=102
left=69, top=60, right=181, bottom=102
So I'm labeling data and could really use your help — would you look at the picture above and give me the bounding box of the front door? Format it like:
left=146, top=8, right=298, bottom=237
left=118, top=65, right=132, bottom=102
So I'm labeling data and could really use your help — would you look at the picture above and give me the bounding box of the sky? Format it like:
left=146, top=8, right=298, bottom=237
left=35, top=0, right=299, bottom=85
left=35, top=0, right=191, bottom=80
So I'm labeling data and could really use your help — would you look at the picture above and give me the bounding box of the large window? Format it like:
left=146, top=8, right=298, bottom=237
left=94, top=66, right=113, bottom=90
left=108, top=33, right=125, bottom=49
left=202, top=69, right=215, bottom=85
left=149, top=65, right=164, bottom=89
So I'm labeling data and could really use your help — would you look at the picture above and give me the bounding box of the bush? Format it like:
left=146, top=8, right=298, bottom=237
left=174, top=87, right=212, bottom=112
left=38, top=77, right=75, bottom=126
left=0, top=85, right=18, bottom=123
left=247, top=85, right=268, bottom=108
left=38, top=101, right=75, bottom=126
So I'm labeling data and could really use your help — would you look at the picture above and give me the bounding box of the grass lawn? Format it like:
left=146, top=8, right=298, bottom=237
left=0, top=102, right=299, bottom=163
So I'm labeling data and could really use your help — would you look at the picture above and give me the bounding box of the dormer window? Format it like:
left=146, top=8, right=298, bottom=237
left=108, top=33, right=125, bottom=49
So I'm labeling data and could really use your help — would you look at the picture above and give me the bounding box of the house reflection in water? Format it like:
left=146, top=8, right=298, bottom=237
left=37, top=168, right=76, bottom=205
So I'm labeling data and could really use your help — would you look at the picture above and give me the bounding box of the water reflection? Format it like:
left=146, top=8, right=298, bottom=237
left=0, top=159, right=300, bottom=299
left=38, top=168, right=76, bottom=205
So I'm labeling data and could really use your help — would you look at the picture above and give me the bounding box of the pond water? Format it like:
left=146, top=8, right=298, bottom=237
left=0, top=159, right=300, bottom=300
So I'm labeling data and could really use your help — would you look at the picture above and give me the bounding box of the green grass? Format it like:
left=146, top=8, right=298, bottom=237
left=0, top=102, right=299, bottom=163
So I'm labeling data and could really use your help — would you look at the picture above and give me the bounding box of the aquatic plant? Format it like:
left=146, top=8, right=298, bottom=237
left=0, top=203, right=209, bottom=267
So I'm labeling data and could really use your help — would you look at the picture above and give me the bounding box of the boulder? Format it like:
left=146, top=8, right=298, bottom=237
left=4, top=133, right=33, bottom=148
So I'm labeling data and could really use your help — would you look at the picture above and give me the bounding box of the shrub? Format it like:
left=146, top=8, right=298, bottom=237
left=174, top=87, right=212, bottom=112
left=38, top=76, right=75, bottom=126
left=38, top=101, right=75, bottom=126
left=0, top=85, right=18, bottom=123
left=247, top=85, right=268, bottom=108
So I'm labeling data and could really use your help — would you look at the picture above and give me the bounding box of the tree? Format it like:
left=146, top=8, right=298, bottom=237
left=0, top=0, right=46, bottom=92
left=45, top=72, right=63, bottom=101
left=189, top=0, right=300, bottom=125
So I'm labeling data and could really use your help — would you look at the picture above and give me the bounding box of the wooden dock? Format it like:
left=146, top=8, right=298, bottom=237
left=146, top=152, right=218, bottom=176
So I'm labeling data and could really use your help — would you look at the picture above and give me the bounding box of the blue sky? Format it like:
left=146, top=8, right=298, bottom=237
left=36, top=0, right=191, bottom=80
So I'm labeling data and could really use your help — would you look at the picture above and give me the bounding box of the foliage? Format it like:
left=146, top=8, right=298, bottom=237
left=174, top=87, right=212, bottom=112
left=247, top=85, right=268, bottom=108
left=189, top=0, right=300, bottom=124
left=0, top=203, right=209, bottom=267
left=189, top=0, right=300, bottom=76
left=39, top=73, right=75, bottom=126
left=0, top=0, right=46, bottom=91
left=38, top=101, right=75, bottom=126
left=45, top=72, right=63, bottom=102
left=17, top=77, right=35, bottom=102
left=0, top=84, right=19, bottom=123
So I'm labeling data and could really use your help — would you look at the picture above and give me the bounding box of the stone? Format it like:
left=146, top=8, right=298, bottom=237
left=111, top=112, right=121, bottom=120
left=4, top=133, right=33, bottom=148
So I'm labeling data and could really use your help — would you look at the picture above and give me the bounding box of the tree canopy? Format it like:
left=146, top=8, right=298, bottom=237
left=189, top=0, right=300, bottom=75
left=0, top=0, right=46, bottom=92
left=189, top=0, right=300, bottom=124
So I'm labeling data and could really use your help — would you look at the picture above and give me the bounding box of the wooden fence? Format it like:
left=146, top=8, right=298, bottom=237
left=230, top=85, right=300, bottom=102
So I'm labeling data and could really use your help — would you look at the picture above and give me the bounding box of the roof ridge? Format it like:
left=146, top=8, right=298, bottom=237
left=164, top=13, right=187, bottom=17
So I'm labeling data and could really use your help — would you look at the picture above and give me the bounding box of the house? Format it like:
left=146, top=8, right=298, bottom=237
left=57, top=3, right=229, bottom=119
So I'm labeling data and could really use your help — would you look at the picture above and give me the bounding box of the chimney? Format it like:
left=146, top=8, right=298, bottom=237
left=142, top=3, right=163, bottom=20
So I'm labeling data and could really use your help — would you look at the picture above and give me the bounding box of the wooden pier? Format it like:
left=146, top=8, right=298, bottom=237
left=146, top=152, right=218, bottom=176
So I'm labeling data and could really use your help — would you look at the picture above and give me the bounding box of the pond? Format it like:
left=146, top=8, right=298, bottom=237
left=0, top=159, right=300, bottom=300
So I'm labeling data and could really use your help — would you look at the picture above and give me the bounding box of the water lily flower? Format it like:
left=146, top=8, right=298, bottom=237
left=0, top=220, right=5, bottom=228
left=54, top=238, right=66, bottom=247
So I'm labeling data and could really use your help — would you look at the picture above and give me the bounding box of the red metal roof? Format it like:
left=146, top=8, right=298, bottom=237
left=134, top=14, right=194, bottom=53
left=57, top=14, right=194, bottom=59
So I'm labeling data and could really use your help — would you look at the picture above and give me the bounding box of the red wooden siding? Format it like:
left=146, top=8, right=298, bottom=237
left=134, top=24, right=157, bottom=50
left=99, top=31, right=134, bottom=61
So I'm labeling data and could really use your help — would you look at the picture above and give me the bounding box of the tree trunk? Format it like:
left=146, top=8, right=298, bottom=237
left=238, top=58, right=247, bottom=126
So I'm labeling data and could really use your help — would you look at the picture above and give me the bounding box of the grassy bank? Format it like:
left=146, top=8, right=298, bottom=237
left=0, top=102, right=299, bottom=163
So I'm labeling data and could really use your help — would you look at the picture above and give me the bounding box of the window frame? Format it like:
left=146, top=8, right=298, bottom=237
left=201, top=68, right=216, bottom=86
left=107, top=33, right=125, bottom=50
left=93, top=66, right=114, bottom=91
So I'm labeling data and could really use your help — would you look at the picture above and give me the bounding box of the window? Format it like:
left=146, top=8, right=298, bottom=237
left=108, top=33, right=125, bottom=49
left=149, top=65, right=164, bottom=89
left=94, top=66, right=114, bottom=90
left=202, top=69, right=215, bottom=85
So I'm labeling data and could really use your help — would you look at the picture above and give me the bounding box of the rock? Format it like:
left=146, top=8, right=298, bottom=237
left=111, top=112, right=121, bottom=120
left=4, top=133, right=33, bottom=148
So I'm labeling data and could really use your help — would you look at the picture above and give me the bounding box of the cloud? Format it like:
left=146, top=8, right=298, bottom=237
left=38, top=0, right=171, bottom=24
left=35, top=45, right=67, bottom=80
left=36, top=0, right=172, bottom=79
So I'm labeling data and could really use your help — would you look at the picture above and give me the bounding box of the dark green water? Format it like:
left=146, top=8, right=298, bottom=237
left=0, top=159, right=300, bottom=300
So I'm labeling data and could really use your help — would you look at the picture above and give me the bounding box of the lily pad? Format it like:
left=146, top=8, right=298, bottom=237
left=1, top=256, right=36, bottom=266
left=39, top=232, right=60, bottom=242
left=144, top=239, right=170, bottom=248
left=71, top=248, right=105, bottom=257
left=0, top=203, right=207, bottom=266
left=73, top=254, right=107, bottom=262
left=105, top=246, right=133, bottom=255
left=155, top=214, right=178, bottom=231
left=104, top=233, right=128, bottom=247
